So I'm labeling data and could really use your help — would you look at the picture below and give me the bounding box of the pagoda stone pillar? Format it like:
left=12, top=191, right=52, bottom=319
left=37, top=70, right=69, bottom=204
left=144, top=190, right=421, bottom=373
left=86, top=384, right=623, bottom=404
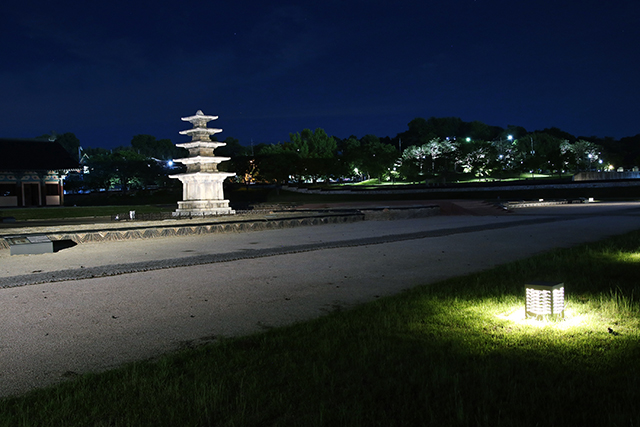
left=169, top=110, right=235, bottom=216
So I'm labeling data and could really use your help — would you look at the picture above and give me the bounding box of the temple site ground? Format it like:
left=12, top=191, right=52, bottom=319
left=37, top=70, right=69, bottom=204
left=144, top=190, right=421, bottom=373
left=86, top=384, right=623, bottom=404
left=1, top=200, right=639, bottom=397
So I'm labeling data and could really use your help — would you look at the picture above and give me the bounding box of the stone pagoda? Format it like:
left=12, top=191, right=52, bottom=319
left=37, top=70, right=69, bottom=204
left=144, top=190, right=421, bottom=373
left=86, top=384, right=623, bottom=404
left=169, top=110, right=235, bottom=216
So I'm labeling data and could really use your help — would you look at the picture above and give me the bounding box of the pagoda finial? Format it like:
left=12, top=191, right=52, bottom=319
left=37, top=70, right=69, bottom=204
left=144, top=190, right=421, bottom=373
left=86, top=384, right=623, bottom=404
left=181, top=110, right=220, bottom=133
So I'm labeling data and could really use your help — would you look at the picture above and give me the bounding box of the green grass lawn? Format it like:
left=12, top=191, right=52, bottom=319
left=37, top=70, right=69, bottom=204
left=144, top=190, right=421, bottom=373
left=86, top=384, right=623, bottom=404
left=1, top=231, right=639, bottom=426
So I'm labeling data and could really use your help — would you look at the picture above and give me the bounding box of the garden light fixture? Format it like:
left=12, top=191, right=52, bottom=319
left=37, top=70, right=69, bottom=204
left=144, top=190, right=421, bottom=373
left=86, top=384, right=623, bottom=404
left=525, top=281, right=565, bottom=320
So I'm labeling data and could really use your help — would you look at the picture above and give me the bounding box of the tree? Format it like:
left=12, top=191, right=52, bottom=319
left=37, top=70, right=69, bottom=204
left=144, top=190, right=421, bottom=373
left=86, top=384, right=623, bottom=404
left=615, top=134, right=640, bottom=169
left=467, top=120, right=502, bottom=141
left=424, top=117, right=465, bottom=139
left=216, top=137, right=247, bottom=173
left=423, top=137, right=457, bottom=174
left=525, top=133, right=564, bottom=176
left=337, top=136, right=362, bottom=179
left=400, top=145, right=429, bottom=182
left=540, top=127, right=576, bottom=143
left=84, top=149, right=159, bottom=193
left=84, top=152, right=116, bottom=193
left=254, top=143, right=300, bottom=184
left=457, top=140, right=496, bottom=178
left=37, top=132, right=81, bottom=161
left=398, top=138, right=456, bottom=181
left=357, top=135, right=397, bottom=181
left=503, top=132, right=566, bottom=176
left=564, top=140, right=603, bottom=172
left=289, top=128, right=337, bottom=182
left=131, top=134, right=178, bottom=160
left=121, top=150, right=162, bottom=191
left=400, top=117, right=433, bottom=147
left=399, top=117, right=505, bottom=151
left=216, top=137, right=246, bottom=158
left=56, top=133, right=81, bottom=161
left=504, top=125, right=528, bottom=140
left=491, top=136, right=518, bottom=172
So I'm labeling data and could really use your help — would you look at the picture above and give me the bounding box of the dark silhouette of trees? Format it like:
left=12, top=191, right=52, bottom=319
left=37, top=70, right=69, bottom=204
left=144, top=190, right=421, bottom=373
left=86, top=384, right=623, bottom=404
left=37, top=132, right=81, bottom=161
left=288, top=128, right=338, bottom=182
left=131, top=134, right=183, bottom=160
left=58, top=116, right=640, bottom=192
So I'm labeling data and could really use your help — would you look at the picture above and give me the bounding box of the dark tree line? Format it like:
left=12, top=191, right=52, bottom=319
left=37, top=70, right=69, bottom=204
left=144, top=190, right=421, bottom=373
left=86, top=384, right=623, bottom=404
left=226, top=118, right=640, bottom=184
left=44, top=117, right=640, bottom=192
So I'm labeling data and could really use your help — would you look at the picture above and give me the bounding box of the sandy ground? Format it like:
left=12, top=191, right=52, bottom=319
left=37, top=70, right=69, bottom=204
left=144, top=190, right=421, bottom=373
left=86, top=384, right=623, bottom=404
left=1, top=201, right=639, bottom=398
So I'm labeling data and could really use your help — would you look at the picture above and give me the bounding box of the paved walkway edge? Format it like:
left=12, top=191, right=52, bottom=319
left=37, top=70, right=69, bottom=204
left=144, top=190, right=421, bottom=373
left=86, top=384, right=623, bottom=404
left=0, top=207, right=440, bottom=250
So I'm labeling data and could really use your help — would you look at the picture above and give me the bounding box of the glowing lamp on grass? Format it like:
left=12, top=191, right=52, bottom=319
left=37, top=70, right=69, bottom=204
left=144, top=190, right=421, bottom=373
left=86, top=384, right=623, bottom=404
left=525, top=281, right=565, bottom=320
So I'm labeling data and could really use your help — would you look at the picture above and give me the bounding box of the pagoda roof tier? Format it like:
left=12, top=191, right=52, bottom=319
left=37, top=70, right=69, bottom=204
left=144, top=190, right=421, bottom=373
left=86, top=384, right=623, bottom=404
left=169, top=171, right=235, bottom=179
left=179, top=128, right=223, bottom=142
left=181, top=110, right=218, bottom=126
left=179, top=128, right=222, bottom=136
left=175, top=141, right=227, bottom=149
left=174, top=156, right=231, bottom=165
left=179, top=127, right=222, bottom=134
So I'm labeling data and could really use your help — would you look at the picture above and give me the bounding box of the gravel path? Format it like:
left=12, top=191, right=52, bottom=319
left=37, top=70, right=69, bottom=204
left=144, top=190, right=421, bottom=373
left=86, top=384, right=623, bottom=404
left=0, top=216, right=562, bottom=288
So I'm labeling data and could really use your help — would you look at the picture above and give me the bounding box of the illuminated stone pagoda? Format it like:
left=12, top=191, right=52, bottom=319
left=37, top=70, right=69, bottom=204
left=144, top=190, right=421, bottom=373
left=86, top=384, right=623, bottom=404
left=169, top=110, right=235, bottom=216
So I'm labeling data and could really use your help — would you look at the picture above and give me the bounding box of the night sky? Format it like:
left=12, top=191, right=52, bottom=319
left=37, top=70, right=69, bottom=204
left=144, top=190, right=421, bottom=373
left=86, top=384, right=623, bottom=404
left=3, top=0, right=639, bottom=149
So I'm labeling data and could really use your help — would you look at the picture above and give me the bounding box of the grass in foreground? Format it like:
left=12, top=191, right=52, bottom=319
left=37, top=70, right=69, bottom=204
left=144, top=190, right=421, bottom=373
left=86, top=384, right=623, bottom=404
left=1, top=232, right=640, bottom=426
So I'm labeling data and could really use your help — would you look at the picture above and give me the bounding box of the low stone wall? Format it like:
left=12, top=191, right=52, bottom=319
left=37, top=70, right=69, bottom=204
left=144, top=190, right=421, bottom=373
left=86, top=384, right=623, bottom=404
left=0, top=205, right=447, bottom=251
left=573, top=171, right=640, bottom=181
left=283, top=179, right=640, bottom=194
left=505, top=200, right=570, bottom=209
left=0, top=213, right=365, bottom=250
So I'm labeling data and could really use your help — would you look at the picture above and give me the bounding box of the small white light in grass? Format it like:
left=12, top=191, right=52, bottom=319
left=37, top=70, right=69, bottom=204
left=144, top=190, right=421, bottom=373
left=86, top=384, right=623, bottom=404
left=525, top=281, right=565, bottom=320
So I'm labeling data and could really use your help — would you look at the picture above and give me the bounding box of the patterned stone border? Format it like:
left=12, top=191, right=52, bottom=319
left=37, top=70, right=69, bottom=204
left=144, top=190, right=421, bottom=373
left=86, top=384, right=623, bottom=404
left=0, top=213, right=365, bottom=250
left=0, top=207, right=441, bottom=251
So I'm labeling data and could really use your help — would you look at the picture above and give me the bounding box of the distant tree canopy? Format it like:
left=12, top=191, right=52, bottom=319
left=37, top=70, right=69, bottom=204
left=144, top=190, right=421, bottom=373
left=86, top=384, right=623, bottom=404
left=398, top=117, right=504, bottom=146
left=37, top=132, right=81, bottom=161
left=51, top=116, right=640, bottom=191
left=131, top=134, right=184, bottom=160
left=340, top=134, right=397, bottom=180
left=216, top=137, right=246, bottom=158
left=83, top=149, right=169, bottom=193
left=288, top=128, right=338, bottom=182
left=131, top=121, right=635, bottom=186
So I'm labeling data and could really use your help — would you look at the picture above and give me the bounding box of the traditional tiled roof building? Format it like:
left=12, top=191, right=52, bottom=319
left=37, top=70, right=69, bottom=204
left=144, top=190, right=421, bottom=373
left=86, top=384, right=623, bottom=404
left=0, top=138, right=79, bottom=207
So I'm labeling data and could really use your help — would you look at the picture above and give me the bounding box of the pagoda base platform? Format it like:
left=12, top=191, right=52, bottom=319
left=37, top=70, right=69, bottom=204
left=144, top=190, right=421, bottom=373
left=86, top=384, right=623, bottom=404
left=173, top=199, right=235, bottom=217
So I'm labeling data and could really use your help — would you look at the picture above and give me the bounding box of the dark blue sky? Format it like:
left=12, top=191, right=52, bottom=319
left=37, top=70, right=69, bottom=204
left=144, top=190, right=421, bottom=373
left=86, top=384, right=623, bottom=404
left=3, top=0, right=639, bottom=149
